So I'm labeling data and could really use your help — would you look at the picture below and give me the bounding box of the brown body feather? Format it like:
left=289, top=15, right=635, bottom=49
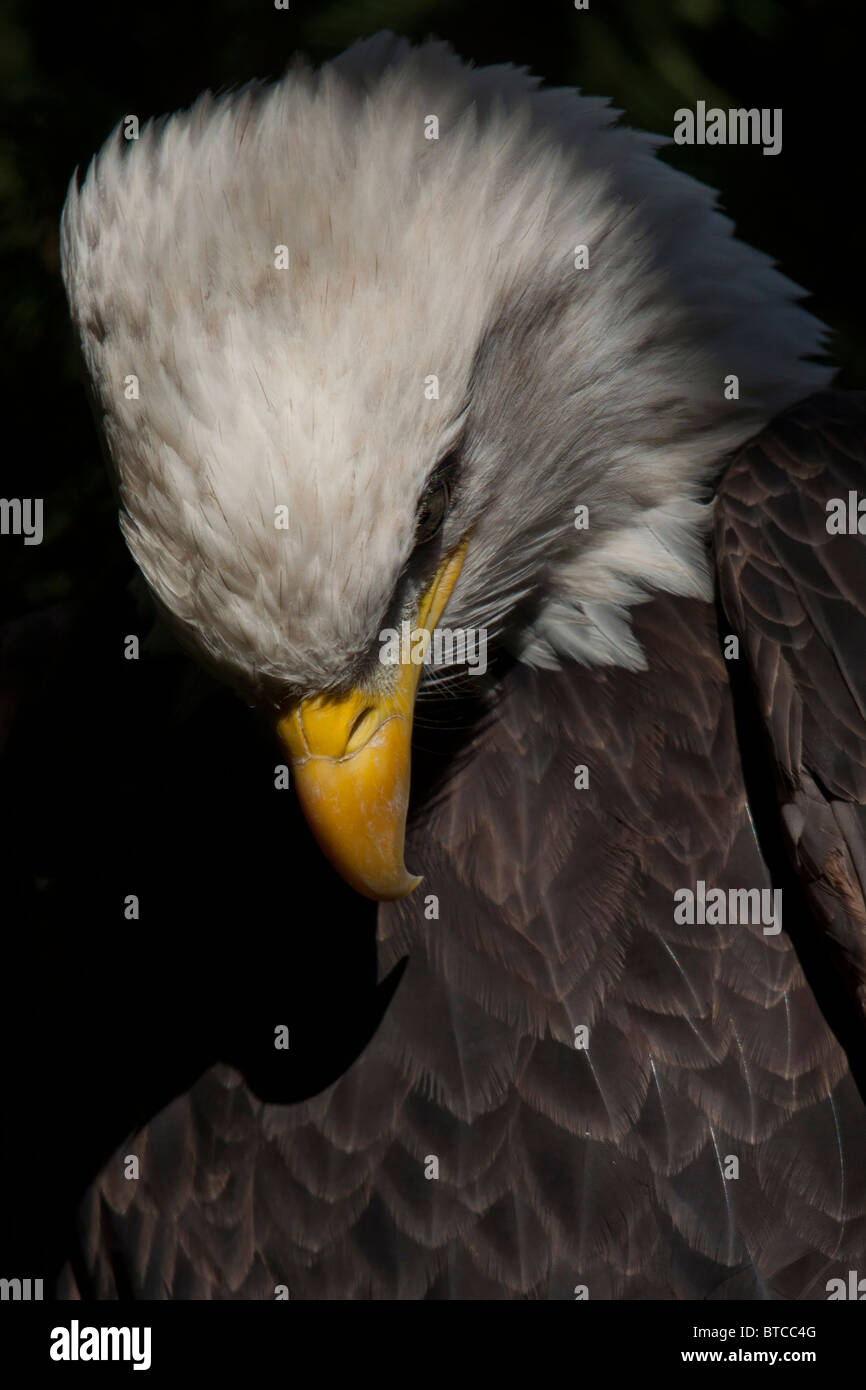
left=60, top=393, right=866, bottom=1299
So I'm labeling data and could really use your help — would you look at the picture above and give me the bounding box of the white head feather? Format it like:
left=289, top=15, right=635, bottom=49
left=61, top=32, right=830, bottom=702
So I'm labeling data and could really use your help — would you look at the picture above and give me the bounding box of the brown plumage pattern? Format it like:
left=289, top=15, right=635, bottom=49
left=59, top=392, right=866, bottom=1300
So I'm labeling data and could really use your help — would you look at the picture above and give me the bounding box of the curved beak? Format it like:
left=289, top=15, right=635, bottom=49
left=276, top=540, right=468, bottom=901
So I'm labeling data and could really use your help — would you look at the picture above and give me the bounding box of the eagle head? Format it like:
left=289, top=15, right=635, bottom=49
left=60, top=32, right=828, bottom=899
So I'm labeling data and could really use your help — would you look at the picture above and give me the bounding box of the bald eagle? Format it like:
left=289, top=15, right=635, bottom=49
left=57, top=33, right=866, bottom=1300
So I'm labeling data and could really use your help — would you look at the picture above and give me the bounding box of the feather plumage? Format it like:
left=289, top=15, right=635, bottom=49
left=55, top=37, right=866, bottom=1300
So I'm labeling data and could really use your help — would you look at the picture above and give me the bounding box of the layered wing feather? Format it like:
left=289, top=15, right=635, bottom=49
left=60, top=420, right=866, bottom=1296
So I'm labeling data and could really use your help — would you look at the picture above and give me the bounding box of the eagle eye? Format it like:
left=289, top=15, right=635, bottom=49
left=414, top=450, right=459, bottom=546
left=414, top=480, right=450, bottom=544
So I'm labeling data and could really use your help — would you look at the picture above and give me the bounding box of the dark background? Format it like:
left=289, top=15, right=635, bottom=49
left=1, top=0, right=863, bottom=1295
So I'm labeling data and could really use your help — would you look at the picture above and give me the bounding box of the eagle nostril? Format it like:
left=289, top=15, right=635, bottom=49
left=345, top=705, right=377, bottom=754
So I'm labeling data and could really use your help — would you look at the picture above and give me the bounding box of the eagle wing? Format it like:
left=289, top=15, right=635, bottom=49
left=55, top=395, right=866, bottom=1301
left=716, top=389, right=866, bottom=1041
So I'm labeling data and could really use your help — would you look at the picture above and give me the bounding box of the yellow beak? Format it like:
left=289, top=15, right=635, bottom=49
left=276, top=539, right=468, bottom=901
